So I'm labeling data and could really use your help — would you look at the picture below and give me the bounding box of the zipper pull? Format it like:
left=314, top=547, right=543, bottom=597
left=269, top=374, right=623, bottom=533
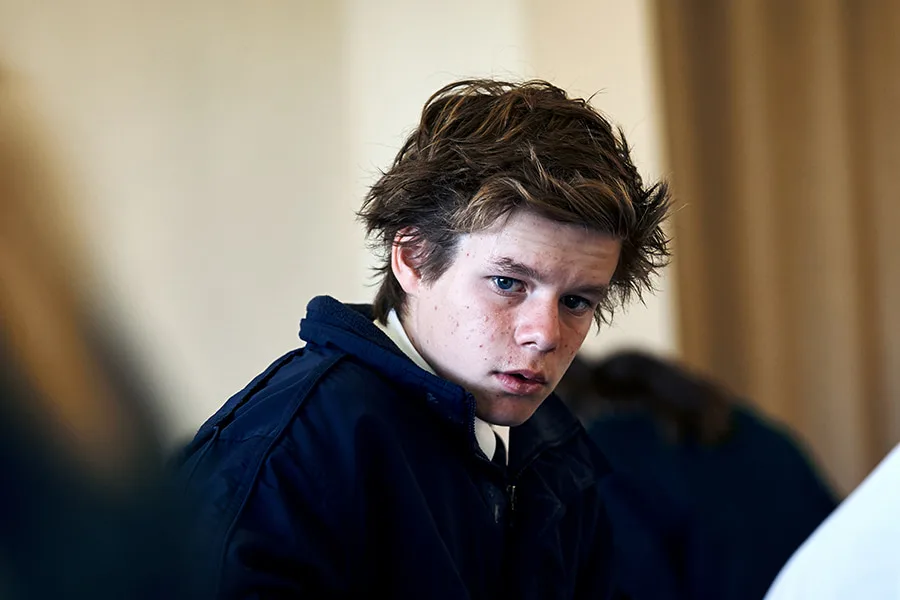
left=506, top=484, right=517, bottom=515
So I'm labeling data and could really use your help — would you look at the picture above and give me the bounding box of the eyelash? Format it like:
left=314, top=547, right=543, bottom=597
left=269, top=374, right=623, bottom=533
left=562, top=295, right=593, bottom=314
left=489, top=277, right=595, bottom=315
left=490, top=276, right=525, bottom=294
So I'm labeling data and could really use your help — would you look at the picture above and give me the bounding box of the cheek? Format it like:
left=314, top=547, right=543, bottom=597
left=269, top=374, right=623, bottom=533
left=464, top=304, right=513, bottom=350
left=560, top=321, right=592, bottom=354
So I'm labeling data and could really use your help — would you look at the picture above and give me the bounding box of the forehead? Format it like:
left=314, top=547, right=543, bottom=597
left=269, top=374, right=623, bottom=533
left=456, top=210, right=621, bottom=281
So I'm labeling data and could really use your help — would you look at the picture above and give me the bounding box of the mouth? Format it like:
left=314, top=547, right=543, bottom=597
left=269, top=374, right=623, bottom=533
left=494, top=370, right=548, bottom=395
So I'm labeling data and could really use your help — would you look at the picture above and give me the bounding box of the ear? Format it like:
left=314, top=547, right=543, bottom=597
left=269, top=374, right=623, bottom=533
left=391, top=228, right=425, bottom=296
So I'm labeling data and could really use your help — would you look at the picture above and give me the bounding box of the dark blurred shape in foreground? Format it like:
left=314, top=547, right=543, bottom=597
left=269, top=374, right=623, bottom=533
left=0, top=68, right=190, bottom=599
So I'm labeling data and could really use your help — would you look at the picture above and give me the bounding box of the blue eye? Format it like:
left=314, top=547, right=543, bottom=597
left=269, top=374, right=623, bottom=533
left=562, top=295, right=592, bottom=312
left=491, top=276, right=523, bottom=293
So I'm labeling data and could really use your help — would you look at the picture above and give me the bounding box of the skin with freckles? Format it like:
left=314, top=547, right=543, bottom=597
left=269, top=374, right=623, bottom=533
left=393, top=209, right=622, bottom=426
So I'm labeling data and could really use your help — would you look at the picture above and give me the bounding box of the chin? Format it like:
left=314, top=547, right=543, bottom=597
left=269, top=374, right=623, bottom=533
left=476, top=396, right=544, bottom=427
left=481, top=413, right=529, bottom=427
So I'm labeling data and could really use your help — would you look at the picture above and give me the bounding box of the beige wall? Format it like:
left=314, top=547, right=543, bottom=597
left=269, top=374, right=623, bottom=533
left=1, top=1, right=360, bottom=440
left=1, top=0, right=674, bottom=442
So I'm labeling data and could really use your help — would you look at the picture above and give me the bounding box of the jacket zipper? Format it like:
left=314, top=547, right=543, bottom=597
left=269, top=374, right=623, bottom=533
left=463, top=392, right=522, bottom=528
left=505, top=483, right=517, bottom=526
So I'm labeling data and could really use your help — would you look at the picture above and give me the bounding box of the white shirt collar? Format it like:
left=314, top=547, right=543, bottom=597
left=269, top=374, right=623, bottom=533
left=375, top=309, right=509, bottom=463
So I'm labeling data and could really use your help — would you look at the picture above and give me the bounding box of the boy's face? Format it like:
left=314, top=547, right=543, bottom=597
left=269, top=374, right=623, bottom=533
left=397, top=210, right=621, bottom=427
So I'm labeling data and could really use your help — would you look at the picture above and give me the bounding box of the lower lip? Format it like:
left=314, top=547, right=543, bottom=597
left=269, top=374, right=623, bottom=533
left=495, top=373, right=546, bottom=395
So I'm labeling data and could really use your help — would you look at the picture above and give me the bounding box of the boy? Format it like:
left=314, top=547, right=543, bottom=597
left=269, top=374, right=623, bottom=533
left=178, top=79, right=670, bottom=599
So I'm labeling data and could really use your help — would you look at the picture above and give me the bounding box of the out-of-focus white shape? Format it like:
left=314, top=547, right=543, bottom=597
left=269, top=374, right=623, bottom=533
left=765, top=444, right=900, bottom=600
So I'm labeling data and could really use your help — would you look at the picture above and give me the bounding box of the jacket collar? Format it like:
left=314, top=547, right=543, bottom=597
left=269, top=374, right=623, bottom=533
left=299, top=296, right=474, bottom=431
left=299, top=295, right=595, bottom=475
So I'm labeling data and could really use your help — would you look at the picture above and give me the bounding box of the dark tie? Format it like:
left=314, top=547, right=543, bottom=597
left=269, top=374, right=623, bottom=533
left=491, top=432, right=506, bottom=468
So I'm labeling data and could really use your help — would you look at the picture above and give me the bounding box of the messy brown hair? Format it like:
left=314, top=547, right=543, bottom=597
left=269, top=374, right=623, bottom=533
left=358, top=79, right=671, bottom=325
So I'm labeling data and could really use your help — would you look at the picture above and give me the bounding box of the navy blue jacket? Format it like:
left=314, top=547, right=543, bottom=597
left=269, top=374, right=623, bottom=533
left=590, top=406, right=838, bottom=600
left=176, top=296, right=616, bottom=599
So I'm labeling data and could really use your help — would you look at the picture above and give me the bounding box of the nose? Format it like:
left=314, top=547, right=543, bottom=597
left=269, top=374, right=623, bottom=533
left=514, top=296, right=561, bottom=352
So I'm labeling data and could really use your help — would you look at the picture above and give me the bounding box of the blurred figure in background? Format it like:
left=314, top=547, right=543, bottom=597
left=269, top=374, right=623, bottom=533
left=0, top=68, right=188, bottom=599
left=557, top=350, right=838, bottom=600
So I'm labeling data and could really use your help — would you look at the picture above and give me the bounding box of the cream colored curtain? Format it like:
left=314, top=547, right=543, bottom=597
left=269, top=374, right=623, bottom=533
left=653, top=0, right=900, bottom=493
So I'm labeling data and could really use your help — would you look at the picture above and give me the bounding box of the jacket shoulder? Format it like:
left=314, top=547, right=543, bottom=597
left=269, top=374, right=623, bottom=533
left=175, top=345, right=406, bottom=500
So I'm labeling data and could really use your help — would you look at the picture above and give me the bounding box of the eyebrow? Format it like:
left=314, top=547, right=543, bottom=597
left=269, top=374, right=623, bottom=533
left=489, top=256, right=610, bottom=298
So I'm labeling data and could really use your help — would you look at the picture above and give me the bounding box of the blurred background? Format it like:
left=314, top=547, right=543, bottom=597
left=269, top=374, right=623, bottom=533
left=0, top=0, right=897, bottom=496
